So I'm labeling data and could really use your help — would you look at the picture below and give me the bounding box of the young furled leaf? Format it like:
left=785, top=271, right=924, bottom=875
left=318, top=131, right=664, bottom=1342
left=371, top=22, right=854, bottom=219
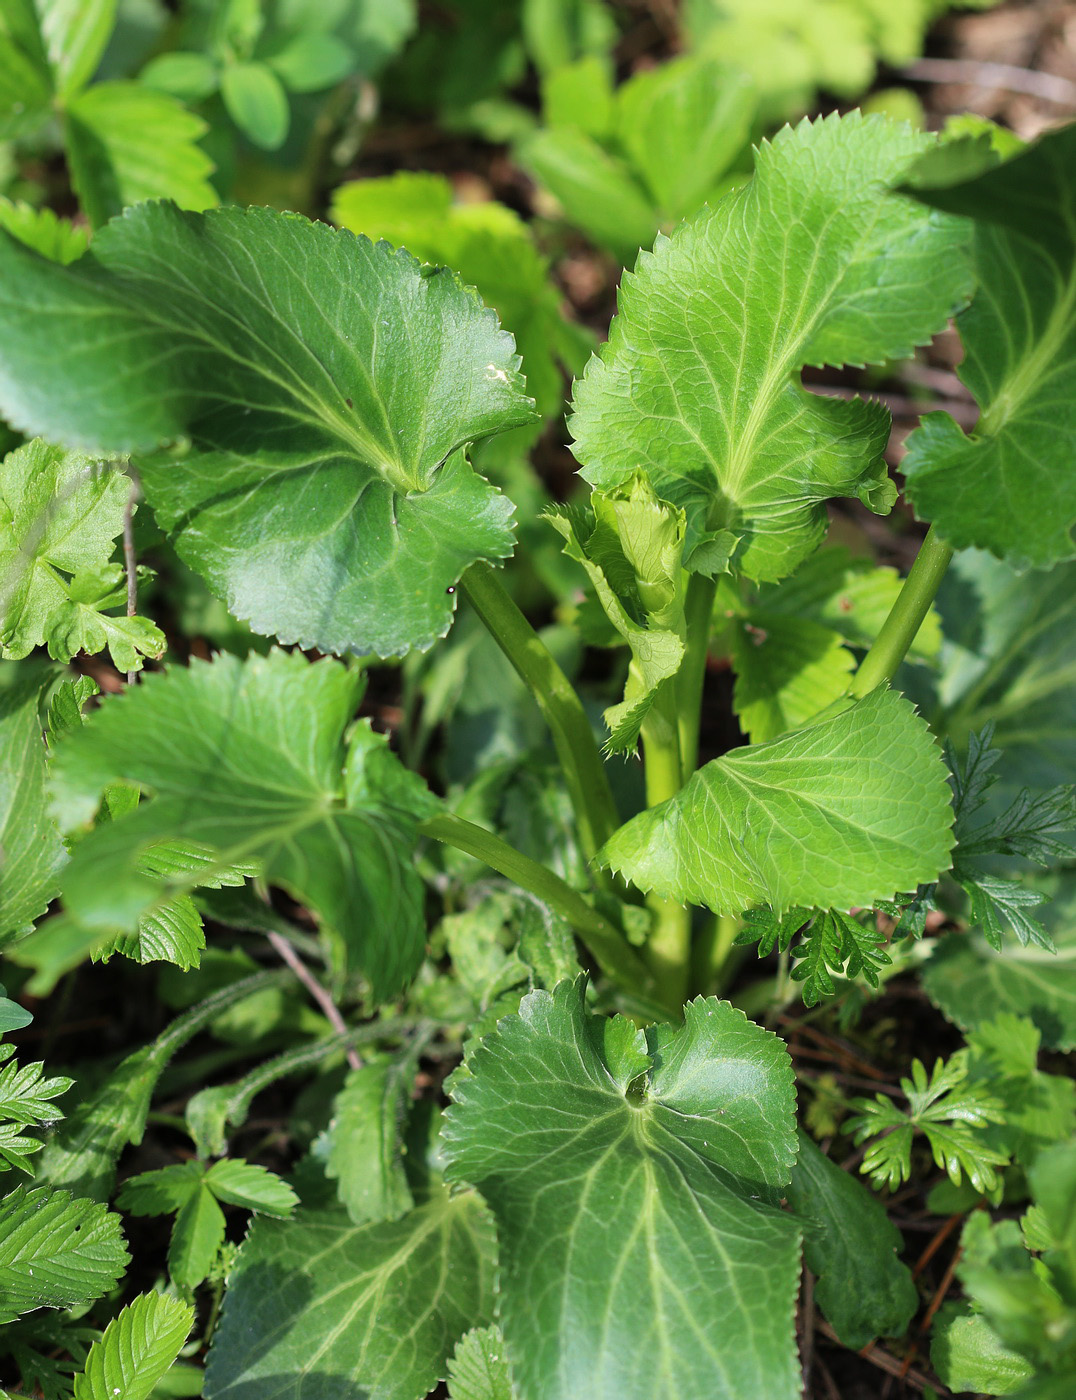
left=0, top=1186, right=129, bottom=1323
left=547, top=476, right=686, bottom=752
left=0, top=440, right=164, bottom=672
left=0, top=204, right=537, bottom=658
left=73, top=1292, right=194, bottom=1400
left=570, top=113, right=972, bottom=583
left=47, top=651, right=435, bottom=1000
left=599, top=686, right=954, bottom=918
left=845, top=1052, right=1008, bottom=1193
left=443, top=980, right=802, bottom=1400
left=787, top=1131, right=917, bottom=1349
left=0, top=673, right=67, bottom=944
left=902, top=124, right=1076, bottom=569
left=0, top=1045, right=72, bottom=1174
left=204, top=1186, right=497, bottom=1400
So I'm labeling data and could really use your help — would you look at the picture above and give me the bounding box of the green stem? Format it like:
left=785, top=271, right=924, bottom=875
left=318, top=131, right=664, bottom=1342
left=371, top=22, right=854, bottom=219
left=462, top=562, right=619, bottom=863
left=693, top=912, right=745, bottom=995
left=852, top=524, right=954, bottom=697
left=676, top=572, right=718, bottom=779
left=421, top=811, right=668, bottom=1010
left=639, top=690, right=691, bottom=1006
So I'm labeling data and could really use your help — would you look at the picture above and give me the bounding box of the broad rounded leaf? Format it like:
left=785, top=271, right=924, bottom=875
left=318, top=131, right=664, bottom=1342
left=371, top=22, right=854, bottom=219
left=599, top=686, right=954, bottom=915
left=902, top=125, right=1076, bottom=569
left=204, top=1188, right=496, bottom=1400
left=443, top=980, right=802, bottom=1400
left=221, top=62, right=289, bottom=150
left=569, top=112, right=972, bottom=581
left=48, top=650, right=434, bottom=999
left=0, top=204, right=537, bottom=656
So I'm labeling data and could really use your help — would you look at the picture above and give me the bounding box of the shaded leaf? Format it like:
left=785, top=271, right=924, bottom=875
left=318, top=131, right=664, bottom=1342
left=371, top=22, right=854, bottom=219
left=443, top=980, right=802, bottom=1400
left=204, top=1187, right=496, bottom=1400
left=324, top=1054, right=416, bottom=1225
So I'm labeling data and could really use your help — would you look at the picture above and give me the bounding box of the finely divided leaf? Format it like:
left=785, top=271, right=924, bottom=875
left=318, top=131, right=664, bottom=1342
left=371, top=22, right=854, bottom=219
left=0, top=439, right=164, bottom=671
left=73, top=1292, right=194, bottom=1400
left=570, top=113, right=972, bottom=581
left=0, top=1046, right=72, bottom=1174
left=204, top=1187, right=496, bottom=1400
left=443, top=980, right=802, bottom=1400
left=902, top=124, right=1076, bottom=568
left=599, top=686, right=954, bottom=916
left=0, top=204, right=537, bottom=657
left=787, top=1130, right=917, bottom=1349
left=0, top=1185, right=129, bottom=1323
left=0, top=674, right=67, bottom=943
left=48, top=650, right=432, bottom=999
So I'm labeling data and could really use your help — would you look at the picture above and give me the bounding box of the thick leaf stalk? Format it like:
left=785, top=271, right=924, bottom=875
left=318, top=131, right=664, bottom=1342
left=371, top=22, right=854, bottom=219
left=852, top=524, right=954, bottom=697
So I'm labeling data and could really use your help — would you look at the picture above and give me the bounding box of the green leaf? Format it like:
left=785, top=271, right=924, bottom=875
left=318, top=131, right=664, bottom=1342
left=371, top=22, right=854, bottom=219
left=0, top=995, right=31, bottom=1034
left=267, top=32, right=354, bottom=92
left=443, top=980, right=802, bottom=1400
left=324, top=1054, right=415, bottom=1225
left=0, top=204, right=535, bottom=658
left=169, top=1182, right=225, bottom=1289
left=0, top=0, right=52, bottom=140
left=204, top=1187, right=497, bottom=1400
left=517, top=127, right=656, bottom=264
left=0, top=673, right=67, bottom=943
left=787, top=1130, right=917, bottom=1349
left=924, top=873, right=1076, bottom=1051
left=448, top=1326, right=513, bottom=1400
left=220, top=61, right=289, bottom=150
left=932, top=1303, right=1035, bottom=1397
left=902, top=124, right=1076, bottom=569
left=204, top=1159, right=297, bottom=1216
left=790, top=909, right=890, bottom=1006
left=73, top=1292, right=194, bottom=1400
left=569, top=113, right=972, bottom=582
left=0, top=1046, right=72, bottom=1173
left=615, top=55, right=755, bottom=220
left=36, top=969, right=288, bottom=1199
left=64, top=82, right=217, bottom=227
left=730, top=613, right=854, bottom=743
left=49, top=651, right=431, bottom=999
left=140, top=51, right=219, bottom=102
left=0, top=1185, right=129, bottom=1323
left=0, top=440, right=165, bottom=671
left=35, top=0, right=117, bottom=96
left=118, top=1162, right=203, bottom=1217
left=600, top=686, right=954, bottom=917
left=331, top=171, right=582, bottom=421
left=0, top=198, right=88, bottom=264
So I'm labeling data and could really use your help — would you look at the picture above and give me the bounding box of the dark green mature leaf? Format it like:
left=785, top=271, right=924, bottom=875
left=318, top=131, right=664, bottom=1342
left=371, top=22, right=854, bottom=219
left=0, top=204, right=536, bottom=657
left=443, top=980, right=802, bottom=1400
left=903, top=124, right=1076, bottom=569
left=48, top=651, right=432, bottom=999
left=73, top=1292, right=194, bottom=1400
left=0, top=440, right=164, bottom=671
left=448, top=1327, right=512, bottom=1400
left=600, top=686, right=954, bottom=916
left=0, top=673, right=66, bottom=944
left=787, top=1131, right=917, bottom=1349
left=65, top=82, right=218, bottom=227
left=204, top=1186, right=496, bottom=1400
left=570, top=113, right=972, bottom=582
left=0, top=1185, right=129, bottom=1323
